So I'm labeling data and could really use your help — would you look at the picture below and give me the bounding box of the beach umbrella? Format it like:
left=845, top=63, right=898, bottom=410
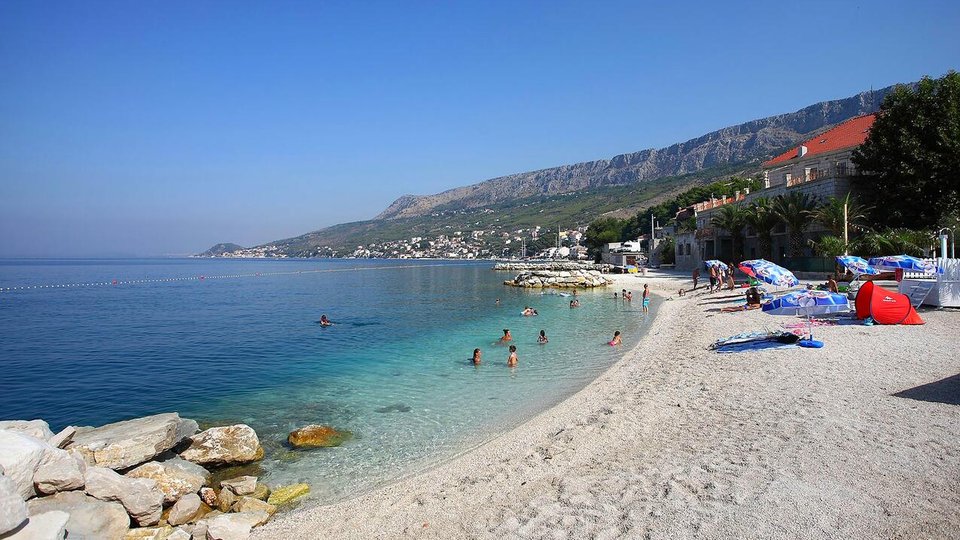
left=703, top=260, right=728, bottom=271
left=836, top=255, right=879, bottom=276
left=738, top=259, right=800, bottom=288
left=868, top=255, right=939, bottom=274
left=762, top=290, right=850, bottom=345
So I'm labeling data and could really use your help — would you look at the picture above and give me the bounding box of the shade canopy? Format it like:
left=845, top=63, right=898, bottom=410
left=868, top=255, right=939, bottom=274
left=762, top=290, right=850, bottom=316
left=836, top=255, right=879, bottom=276
left=738, top=259, right=800, bottom=287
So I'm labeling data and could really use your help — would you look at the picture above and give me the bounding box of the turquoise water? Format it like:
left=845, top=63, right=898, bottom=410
left=0, top=259, right=650, bottom=502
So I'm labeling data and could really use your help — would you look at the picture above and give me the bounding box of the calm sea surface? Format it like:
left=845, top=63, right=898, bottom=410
left=0, top=258, right=651, bottom=502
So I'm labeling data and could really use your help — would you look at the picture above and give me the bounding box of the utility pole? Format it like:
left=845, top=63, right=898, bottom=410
left=843, top=199, right=849, bottom=256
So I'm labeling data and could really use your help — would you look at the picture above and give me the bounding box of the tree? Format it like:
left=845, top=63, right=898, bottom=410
left=659, top=236, right=676, bottom=265
left=743, top=197, right=780, bottom=259
left=810, top=235, right=847, bottom=258
left=771, top=192, right=818, bottom=257
left=710, top=204, right=747, bottom=260
left=813, top=193, right=871, bottom=239
left=852, top=72, right=960, bottom=230
left=583, top=217, right=627, bottom=261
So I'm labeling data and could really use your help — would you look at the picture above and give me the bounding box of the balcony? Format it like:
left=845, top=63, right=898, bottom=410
left=785, top=163, right=857, bottom=187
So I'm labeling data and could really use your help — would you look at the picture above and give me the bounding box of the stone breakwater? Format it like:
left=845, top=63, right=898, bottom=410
left=504, top=269, right=612, bottom=288
left=0, top=415, right=341, bottom=540
left=493, top=262, right=612, bottom=272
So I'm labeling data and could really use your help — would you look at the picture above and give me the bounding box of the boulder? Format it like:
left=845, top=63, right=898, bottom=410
left=27, top=491, right=130, bottom=539
left=167, top=529, right=191, bottom=540
left=0, top=430, right=52, bottom=499
left=249, top=483, right=270, bottom=502
left=232, top=496, right=276, bottom=516
left=123, top=525, right=173, bottom=539
left=179, top=425, right=263, bottom=467
left=2, top=510, right=69, bottom=540
left=126, top=457, right=210, bottom=504
left=287, top=425, right=353, bottom=448
left=204, top=512, right=266, bottom=540
left=216, top=488, right=237, bottom=513
left=199, top=487, right=218, bottom=507
left=33, top=449, right=86, bottom=495
left=0, top=474, right=29, bottom=535
left=219, top=476, right=256, bottom=496
left=0, top=420, right=54, bottom=441
left=67, top=413, right=191, bottom=471
left=167, top=493, right=202, bottom=526
left=266, top=483, right=309, bottom=506
left=85, top=466, right=164, bottom=526
left=48, top=427, right=78, bottom=450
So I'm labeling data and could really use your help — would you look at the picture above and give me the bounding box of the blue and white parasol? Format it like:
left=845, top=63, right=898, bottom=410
left=703, top=260, right=729, bottom=271
left=762, top=290, right=851, bottom=316
left=868, top=255, right=940, bottom=274
left=836, top=255, right=879, bottom=276
left=738, top=259, right=800, bottom=288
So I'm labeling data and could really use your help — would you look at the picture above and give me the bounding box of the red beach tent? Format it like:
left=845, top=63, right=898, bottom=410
left=854, top=281, right=924, bottom=325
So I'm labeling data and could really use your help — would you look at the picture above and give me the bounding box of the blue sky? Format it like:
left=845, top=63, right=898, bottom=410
left=1, top=1, right=958, bottom=256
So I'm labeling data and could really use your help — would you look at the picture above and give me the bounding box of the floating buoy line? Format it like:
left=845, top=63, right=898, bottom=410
left=0, top=262, right=482, bottom=294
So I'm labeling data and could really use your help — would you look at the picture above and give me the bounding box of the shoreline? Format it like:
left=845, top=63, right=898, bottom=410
left=255, top=271, right=960, bottom=539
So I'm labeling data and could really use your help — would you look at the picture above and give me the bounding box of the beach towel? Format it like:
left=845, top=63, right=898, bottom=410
left=709, top=331, right=800, bottom=350
left=715, top=341, right=800, bottom=354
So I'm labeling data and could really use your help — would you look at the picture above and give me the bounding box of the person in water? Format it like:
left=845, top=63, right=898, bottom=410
left=538, top=330, right=548, bottom=344
left=642, top=284, right=650, bottom=313
left=609, top=331, right=622, bottom=346
left=507, top=345, right=518, bottom=367
left=569, top=299, right=580, bottom=308
left=319, top=315, right=332, bottom=326
left=472, top=348, right=482, bottom=365
left=500, top=329, right=512, bottom=343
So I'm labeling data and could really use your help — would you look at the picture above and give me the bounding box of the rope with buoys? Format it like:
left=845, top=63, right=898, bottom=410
left=0, top=262, right=483, bottom=294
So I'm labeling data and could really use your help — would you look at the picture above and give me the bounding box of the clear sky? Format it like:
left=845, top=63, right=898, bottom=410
left=1, top=1, right=958, bottom=256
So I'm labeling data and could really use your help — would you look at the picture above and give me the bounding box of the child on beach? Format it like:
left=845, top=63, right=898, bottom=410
left=507, top=345, right=518, bottom=367
left=472, top=348, right=482, bottom=365
left=609, top=331, right=622, bottom=346
left=642, top=284, right=650, bottom=312
left=500, top=329, right=512, bottom=343
left=538, top=330, right=548, bottom=344
left=692, top=267, right=700, bottom=290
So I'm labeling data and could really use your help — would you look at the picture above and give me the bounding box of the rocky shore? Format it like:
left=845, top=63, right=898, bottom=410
left=503, top=268, right=612, bottom=288
left=0, top=415, right=339, bottom=540
left=492, top=261, right=611, bottom=272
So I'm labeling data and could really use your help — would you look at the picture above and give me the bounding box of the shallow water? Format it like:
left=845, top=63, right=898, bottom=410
left=0, top=258, right=650, bottom=502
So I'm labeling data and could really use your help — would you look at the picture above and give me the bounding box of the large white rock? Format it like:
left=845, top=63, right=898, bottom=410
left=167, top=493, right=202, bottom=526
left=27, top=491, right=129, bottom=539
left=66, top=413, right=192, bottom=471
left=2, top=510, right=69, bottom=539
left=179, top=425, right=263, bottom=467
left=0, top=420, right=54, bottom=441
left=167, top=529, right=192, bottom=540
left=125, top=457, right=210, bottom=504
left=84, top=466, right=163, bottom=526
left=204, top=513, right=258, bottom=540
left=33, top=449, right=86, bottom=495
left=0, top=474, right=29, bottom=535
left=0, top=430, right=53, bottom=499
left=48, top=426, right=77, bottom=449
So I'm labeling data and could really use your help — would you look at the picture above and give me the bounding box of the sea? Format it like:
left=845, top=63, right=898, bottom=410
left=0, top=258, right=651, bottom=503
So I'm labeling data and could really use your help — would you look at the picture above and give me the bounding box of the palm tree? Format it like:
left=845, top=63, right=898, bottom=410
left=771, top=192, right=818, bottom=257
left=743, top=197, right=779, bottom=259
left=710, top=204, right=747, bottom=260
left=813, top=192, right=872, bottom=239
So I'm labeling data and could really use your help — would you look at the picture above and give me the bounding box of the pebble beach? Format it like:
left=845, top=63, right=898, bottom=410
left=256, top=271, right=960, bottom=539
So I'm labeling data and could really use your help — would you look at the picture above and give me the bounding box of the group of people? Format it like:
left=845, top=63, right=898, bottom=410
left=691, top=264, right=737, bottom=293
left=614, top=285, right=651, bottom=313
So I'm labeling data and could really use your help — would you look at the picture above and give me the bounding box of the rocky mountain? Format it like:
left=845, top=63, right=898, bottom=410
left=375, top=85, right=896, bottom=220
left=197, top=243, right=245, bottom=257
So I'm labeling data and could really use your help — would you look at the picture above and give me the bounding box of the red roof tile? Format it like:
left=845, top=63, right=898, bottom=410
left=763, top=114, right=876, bottom=167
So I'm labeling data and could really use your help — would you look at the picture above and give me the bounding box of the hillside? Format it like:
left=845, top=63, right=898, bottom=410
left=197, top=243, right=246, bottom=257
left=201, top=83, right=903, bottom=258
left=375, top=86, right=895, bottom=220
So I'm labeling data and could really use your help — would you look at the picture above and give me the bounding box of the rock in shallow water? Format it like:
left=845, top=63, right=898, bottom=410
left=178, top=425, right=263, bottom=466
left=66, top=413, right=192, bottom=471
left=287, top=425, right=351, bottom=448
left=266, top=483, right=309, bottom=506
left=219, top=475, right=256, bottom=496
left=167, top=493, right=202, bottom=526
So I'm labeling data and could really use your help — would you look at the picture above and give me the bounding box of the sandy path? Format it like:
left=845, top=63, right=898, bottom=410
left=256, top=272, right=960, bottom=539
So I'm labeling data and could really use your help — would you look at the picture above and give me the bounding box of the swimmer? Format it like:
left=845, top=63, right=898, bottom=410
left=318, top=315, right=333, bottom=327
left=507, top=345, right=518, bottom=367
left=569, top=299, right=580, bottom=308
left=609, top=331, right=622, bottom=346
left=495, top=298, right=501, bottom=306
left=472, top=348, right=482, bottom=365
left=625, top=291, right=632, bottom=301
left=500, top=329, right=512, bottom=343
left=538, top=330, right=548, bottom=344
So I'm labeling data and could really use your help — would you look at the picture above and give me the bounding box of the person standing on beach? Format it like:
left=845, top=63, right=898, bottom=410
left=642, top=284, right=650, bottom=313
left=507, top=345, right=518, bottom=367
left=500, top=329, right=512, bottom=343
left=472, top=348, right=482, bottom=365
left=708, top=266, right=718, bottom=292
left=727, top=263, right=736, bottom=290
left=692, top=267, right=700, bottom=290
